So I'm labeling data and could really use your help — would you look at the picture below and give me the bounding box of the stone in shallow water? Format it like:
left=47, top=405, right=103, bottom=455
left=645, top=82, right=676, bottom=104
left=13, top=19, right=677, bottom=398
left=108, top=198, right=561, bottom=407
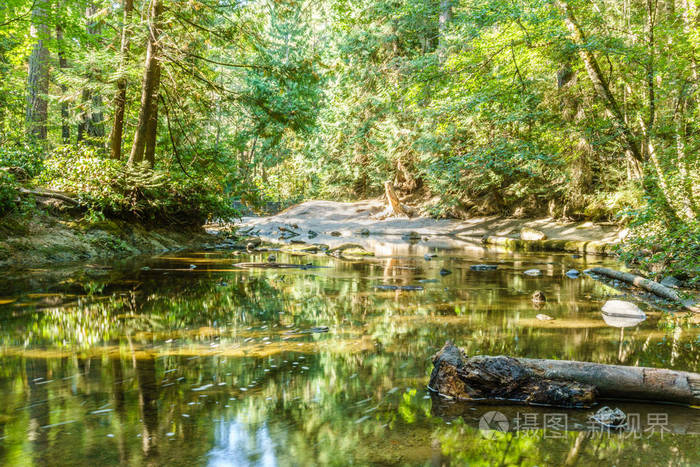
left=566, top=269, right=579, bottom=278
left=601, top=300, right=645, bottom=318
left=524, top=269, right=542, bottom=276
left=536, top=314, right=553, bottom=321
left=590, top=406, right=627, bottom=429
left=470, top=264, right=497, bottom=271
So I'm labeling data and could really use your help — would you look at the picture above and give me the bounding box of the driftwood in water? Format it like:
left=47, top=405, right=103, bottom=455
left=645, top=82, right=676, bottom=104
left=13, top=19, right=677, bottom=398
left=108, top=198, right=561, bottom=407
left=429, top=342, right=700, bottom=407
left=586, top=267, right=698, bottom=312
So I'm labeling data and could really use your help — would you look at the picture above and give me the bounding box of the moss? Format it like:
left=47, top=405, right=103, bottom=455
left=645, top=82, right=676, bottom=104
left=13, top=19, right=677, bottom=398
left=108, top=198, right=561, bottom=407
left=483, top=236, right=616, bottom=255
left=0, top=244, right=9, bottom=261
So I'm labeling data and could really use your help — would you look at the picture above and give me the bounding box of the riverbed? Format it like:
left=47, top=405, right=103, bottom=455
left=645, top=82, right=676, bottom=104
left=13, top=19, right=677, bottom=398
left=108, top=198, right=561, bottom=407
left=0, top=245, right=698, bottom=466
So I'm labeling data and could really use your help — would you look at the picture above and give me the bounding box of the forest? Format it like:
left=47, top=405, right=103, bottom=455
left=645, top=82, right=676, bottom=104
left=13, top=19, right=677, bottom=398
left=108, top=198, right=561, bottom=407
left=1, top=2, right=700, bottom=465
left=1, top=0, right=699, bottom=278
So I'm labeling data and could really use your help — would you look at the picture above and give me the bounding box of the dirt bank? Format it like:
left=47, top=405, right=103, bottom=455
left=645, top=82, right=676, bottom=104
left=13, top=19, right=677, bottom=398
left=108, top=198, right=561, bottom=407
left=238, top=200, right=624, bottom=255
left=0, top=210, right=214, bottom=269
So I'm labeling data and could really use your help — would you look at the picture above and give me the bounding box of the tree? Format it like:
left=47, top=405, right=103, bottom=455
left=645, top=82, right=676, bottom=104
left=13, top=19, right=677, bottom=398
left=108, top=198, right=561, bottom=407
left=109, top=0, right=134, bottom=160
left=129, top=0, right=162, bottom=166
left=26, top=0, right=51, bottom=141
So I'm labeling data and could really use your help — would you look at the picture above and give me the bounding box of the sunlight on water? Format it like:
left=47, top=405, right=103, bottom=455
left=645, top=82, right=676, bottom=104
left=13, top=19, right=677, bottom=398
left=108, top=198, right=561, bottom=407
left=0, top=248, right=698, bottom=466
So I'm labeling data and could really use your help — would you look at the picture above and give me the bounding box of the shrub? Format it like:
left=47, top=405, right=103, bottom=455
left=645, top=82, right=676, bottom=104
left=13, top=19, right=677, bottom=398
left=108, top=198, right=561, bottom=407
left=36, top=145, right=237, bottom=225
left=0, top=171, right=18, bottom=216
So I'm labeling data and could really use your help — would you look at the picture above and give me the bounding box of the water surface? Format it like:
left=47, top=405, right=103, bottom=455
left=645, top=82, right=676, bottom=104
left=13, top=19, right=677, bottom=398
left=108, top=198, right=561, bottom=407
left=0, top=247, right=698, bottom=466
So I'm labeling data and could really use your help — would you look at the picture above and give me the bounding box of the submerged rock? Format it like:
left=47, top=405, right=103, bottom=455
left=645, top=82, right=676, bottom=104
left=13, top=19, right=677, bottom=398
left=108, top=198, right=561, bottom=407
left=524, top=269, right=542, bottom=276
left=566, top=269, right=580, bottom=278
left=471, top=264, right=497, bottom=271
left=330, top=231, right=342, bottom=237
left=660, top=276, right=682, bottom=288
left=439, top=268, right=452, bottom=276
left=590, top=406, right=627, bottom=429
left=532, top=290, right=546, bottom=304
left=536, top=314, right=553, bottom=321
left=308, top=230, right=318, bottom=238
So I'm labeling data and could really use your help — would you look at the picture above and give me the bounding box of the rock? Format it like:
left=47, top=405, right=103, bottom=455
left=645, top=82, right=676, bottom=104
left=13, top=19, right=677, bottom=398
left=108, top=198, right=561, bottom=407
left=524, top=269, right=542, bottom=276
left=308, top=230, right=318, bottom=238
left=422, top=236, right=429, bottom=242
left=471, top=264, right=498, bottom=271
left=330, top=231, right=342, bottom=237
left=520, top=227, right=547, bottom=241
left=424, top=254, right=432, bottom=261
left=617, top=228, right=631, bottom=242
left=246, top=242, right=257, bottom=251
left=359, top=228, right=370, bottom=236
left=374, top=285, right=424, bottom=291
left=247, top=237, right=262, bottom=247
left=532, top=290, right=546, bottom=304
left=402, top=231, right=421, bottom=241
left=439, top=268, right=452, bottom=276
left=590, top=406, right=627, bottom=429
left=536, top=314, right=554, bottom=321
left=189, top=264, right=197, bottom=269
left=566, top=269, right=580, bottom=278
left=660, top=276, right=682, bottom=288
left=601, top=300, right=645, bottom=319
left=267, top=254, right=276, bottom=263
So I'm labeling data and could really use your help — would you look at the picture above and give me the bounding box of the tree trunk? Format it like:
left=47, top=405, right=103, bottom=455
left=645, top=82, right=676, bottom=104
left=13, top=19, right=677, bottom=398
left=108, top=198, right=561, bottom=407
left=109, top=0, right=134, bottom=159
left=555, top=1, right=644, bottom=164
left=586, top=267, right=698, bottom=311
left=26, top=0, right=51, bottom=141
left=144, top=66, right=161, bottom=167
left=129, top=0, right=163, bottom=166
left=384, top=181, right=410, bottom=217
left=430, top=341, right=700, bottom=407
left=56, top=22, right=70, bottom=143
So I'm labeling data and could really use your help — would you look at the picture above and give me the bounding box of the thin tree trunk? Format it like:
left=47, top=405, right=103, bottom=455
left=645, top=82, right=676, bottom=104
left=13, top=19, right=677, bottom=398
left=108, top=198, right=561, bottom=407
left=129, top=0, right=163, bottom=166
left=77, top=2, right=105, bottom=142
left=56, top=22, right=70, bottom=142
left=109, top=0, right=134, bottom=159
left=144, top=60, right=161, bottom=167
left=437, top=0, right=454, bottom=61
left=556, top=1, right=644, bottom=164
left=556, top=0, right=683, bottom=223
left=26, top=0, right=50, bottom=141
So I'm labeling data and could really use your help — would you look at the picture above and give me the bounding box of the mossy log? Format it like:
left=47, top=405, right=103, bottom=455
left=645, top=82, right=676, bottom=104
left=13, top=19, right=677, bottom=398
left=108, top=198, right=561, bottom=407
left=482, top=235, right=615, bottom=255
left=429, top=342, right=700, bottom=407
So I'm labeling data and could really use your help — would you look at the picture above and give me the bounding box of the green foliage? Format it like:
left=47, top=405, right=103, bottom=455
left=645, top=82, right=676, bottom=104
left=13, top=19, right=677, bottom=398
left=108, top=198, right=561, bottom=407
left=0, top=170, right=18, bottom=216
left=37, top=145, right=236, bottom=225
left=618, top=214, right=700, bottom=285
left=0, top=145, right=43, bottom=177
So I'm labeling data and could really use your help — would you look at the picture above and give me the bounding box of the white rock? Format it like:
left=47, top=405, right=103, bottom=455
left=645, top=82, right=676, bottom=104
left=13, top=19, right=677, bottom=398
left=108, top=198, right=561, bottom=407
left=520, top=227, right=547, bottom=241
left=524, top=269, right=542, bottom=276
left=601, top=300, right=646, bottom=319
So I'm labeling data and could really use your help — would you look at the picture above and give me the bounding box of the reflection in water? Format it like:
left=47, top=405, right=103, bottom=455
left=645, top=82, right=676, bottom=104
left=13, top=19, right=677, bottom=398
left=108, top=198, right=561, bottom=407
left=0, top=248, right=698, bottom=466
left=209, top=420, right=277, bottom=467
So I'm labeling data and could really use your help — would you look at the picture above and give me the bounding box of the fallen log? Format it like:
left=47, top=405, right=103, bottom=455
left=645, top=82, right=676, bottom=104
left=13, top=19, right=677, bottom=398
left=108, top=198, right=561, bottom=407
left=429, top=341, right=700, bottom=407
left=18, top=187, right=79, bottom=205
left=586, top=267, right=698, bottom=312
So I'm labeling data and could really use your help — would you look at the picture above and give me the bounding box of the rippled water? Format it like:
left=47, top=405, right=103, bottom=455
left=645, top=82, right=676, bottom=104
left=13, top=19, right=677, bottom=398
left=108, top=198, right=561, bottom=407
left=0, top=247, right=698, bottom=466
